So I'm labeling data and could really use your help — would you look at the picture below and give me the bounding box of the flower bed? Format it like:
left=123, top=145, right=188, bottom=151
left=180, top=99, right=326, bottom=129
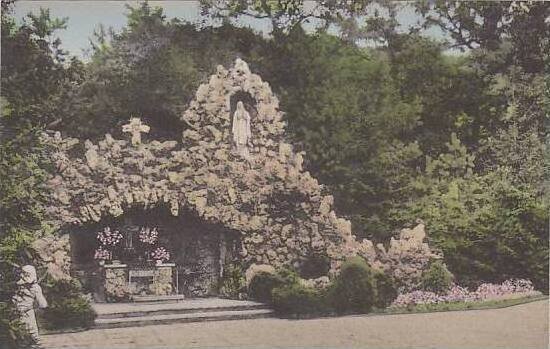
left=390, top=279, right=541, bottom=308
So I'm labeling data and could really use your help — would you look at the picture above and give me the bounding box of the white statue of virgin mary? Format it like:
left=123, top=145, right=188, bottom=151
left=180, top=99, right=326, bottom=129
left=232, top=101, right=251, bottom=157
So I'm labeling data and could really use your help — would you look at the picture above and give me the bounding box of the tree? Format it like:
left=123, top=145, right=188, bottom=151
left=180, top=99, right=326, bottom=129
left=1, top=4, right=76, bottom=266
left=407, top=1, right=549, bottom=291
left=61, top=2, right=266, bottom=140
left=415, top=1, right=549, bottom=73
left=199, top=0, right=376, bottom=36
left=1, top=4, right=77, bottom=346
left=392, top=133, right=548, bottom=290
left=1, top=7, right=83, bottom=133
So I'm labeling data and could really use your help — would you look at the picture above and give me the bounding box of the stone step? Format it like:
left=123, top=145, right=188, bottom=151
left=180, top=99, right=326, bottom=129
left=97, top=302, right=269, bottom=319
left=93, top=299, right=272, bottom=325
left=94, top=308, right=274, bottom=329
left=131, top=294, right=186, bottom=303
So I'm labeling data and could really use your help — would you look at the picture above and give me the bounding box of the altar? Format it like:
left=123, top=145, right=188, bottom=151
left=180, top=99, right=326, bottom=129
left=102, top=262, right=177, bottom=301
left=69, top=206, right=241, bottom=302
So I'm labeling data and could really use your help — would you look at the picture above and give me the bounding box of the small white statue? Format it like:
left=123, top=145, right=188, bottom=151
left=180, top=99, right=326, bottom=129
left=13, top=265, right=48, bottom=342
left=232, top=101, right=252, bottom=158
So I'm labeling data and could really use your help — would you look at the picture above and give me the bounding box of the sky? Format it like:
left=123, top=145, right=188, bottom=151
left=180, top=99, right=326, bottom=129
left=12, top=0, right=448, bottom=59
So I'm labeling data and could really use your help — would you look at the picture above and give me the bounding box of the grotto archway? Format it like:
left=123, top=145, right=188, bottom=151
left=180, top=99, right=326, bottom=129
left=69, top=205, right=241, bottom=299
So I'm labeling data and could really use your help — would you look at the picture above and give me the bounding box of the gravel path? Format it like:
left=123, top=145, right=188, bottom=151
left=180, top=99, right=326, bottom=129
left=41, top=299, right=549, bottom=349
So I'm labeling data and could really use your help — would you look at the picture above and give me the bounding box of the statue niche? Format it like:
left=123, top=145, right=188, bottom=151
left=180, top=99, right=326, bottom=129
left=230, top=91, right=256, bottom=158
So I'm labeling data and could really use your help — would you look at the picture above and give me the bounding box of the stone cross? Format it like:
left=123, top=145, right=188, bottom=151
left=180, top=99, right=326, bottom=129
left=122, top=118, right=150, bottom=145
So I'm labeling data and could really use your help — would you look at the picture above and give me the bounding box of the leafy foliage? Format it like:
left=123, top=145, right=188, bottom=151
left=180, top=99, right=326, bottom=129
left=329, top=257, right=376, bottom=314
left=1, top=4, right=76, bottom=344
left=256, top=261, right=398, bottom=317
left=373, top=271, right=398, bottom=308
left=0, top=302, right=36, bottom=349
left=416, top=1, right=549, bottom=73
left=199, top=0, right=374, bottom=35
left=392, top=133, right=548, bottom=291
left=421, top=260, right=454, bottom=294
left=248, top=271, right=284, bottom=303
left=218, top=263, right=247, bottom=299
left=40, top=278, right=96, bottom=330
left=271, top=282, right=327, bottom=318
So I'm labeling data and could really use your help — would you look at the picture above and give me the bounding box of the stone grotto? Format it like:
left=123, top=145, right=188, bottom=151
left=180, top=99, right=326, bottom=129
left=34, top=58, right=439, bottom=301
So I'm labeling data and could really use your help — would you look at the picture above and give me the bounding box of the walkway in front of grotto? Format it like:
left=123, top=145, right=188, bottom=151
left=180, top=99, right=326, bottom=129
left=41, top=299, right=548, bottom=349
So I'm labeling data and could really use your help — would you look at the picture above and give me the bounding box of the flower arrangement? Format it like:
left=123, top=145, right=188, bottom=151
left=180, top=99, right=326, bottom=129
left=138, top=227, right=158, bottom=245
left=94, top=247, right=111, bottom=260
left=390, top=279, right=540, bottom=308
left=151, top=247, right=170, bottom=262
left=97, top=227, right=123, bottom=246
left=94, top=225, right=170, bottom=265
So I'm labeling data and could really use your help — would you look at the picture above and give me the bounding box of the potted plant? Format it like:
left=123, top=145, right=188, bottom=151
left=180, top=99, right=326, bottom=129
left=94, top=247, right=110, bottom=266
left=151, top=246, right=170, bottom=265
left=95, top=227, right=123, bottom=265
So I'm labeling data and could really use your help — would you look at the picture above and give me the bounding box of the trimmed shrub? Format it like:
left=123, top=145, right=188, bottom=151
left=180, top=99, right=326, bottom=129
left=329, top=257, right=376, bottom=314
left=40, top=278, right=96, bottom=330
left=248, top=271, right=285, bottom=303
left=276, top=267, right=301, bottom=285
left=271, top=283, right=326, bottom=318
left=218, top=263, right=246, bottom=299
left=373, top=271, right=398, bottom=308
left=421, top=260, right=454, bottom=294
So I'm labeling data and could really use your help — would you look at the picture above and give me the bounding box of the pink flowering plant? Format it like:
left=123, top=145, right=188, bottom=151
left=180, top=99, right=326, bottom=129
left=95, top=226, right=123, bottom=263
left=94, top=246, right=111, bottom=260
left=151, top=246, right=170, bottom=262
left=138, top=227, right=158, bottom=245
left=474, top=279, right=537, bottom=300
left=97, top=227, right=123, bottom=246
left=390, top=279, right=540, bottom=308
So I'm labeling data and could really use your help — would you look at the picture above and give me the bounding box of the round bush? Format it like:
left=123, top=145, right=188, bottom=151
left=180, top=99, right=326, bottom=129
left=40, top=278, right=96, bottom=330
left=218, top=263, right=246, bottom=299
left=421, top=260, right=454, bottom=294
left=248, top=271, right=285, bottom=303
left=276, top=267, right=301, bottom=285
left=373, top=271, right=398, bottom=308
left=271, top=283, right=325, bottom=318
left=330, top=257, right=376, bottom=314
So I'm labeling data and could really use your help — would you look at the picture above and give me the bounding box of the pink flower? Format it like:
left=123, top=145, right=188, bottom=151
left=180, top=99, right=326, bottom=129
left=97, top=227, right=123, bottom=246
left=94, top=247, right=111, bottom=260
left=139, top=227, right=158, bottom=245
left=151, top=246, right=170, bottom=262
left=391, top=279, right=540, bottom=308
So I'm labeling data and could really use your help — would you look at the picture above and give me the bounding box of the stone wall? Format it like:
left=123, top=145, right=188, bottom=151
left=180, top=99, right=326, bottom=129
left=102, top=263, right=175, bottom=301
left=104, top=265, right=128, bottom=301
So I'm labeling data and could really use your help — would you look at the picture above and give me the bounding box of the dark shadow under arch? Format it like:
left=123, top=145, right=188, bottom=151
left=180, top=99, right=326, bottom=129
left=69, top=205, right=241, bottom=299
left=229, top=90, right=257, bottom=120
